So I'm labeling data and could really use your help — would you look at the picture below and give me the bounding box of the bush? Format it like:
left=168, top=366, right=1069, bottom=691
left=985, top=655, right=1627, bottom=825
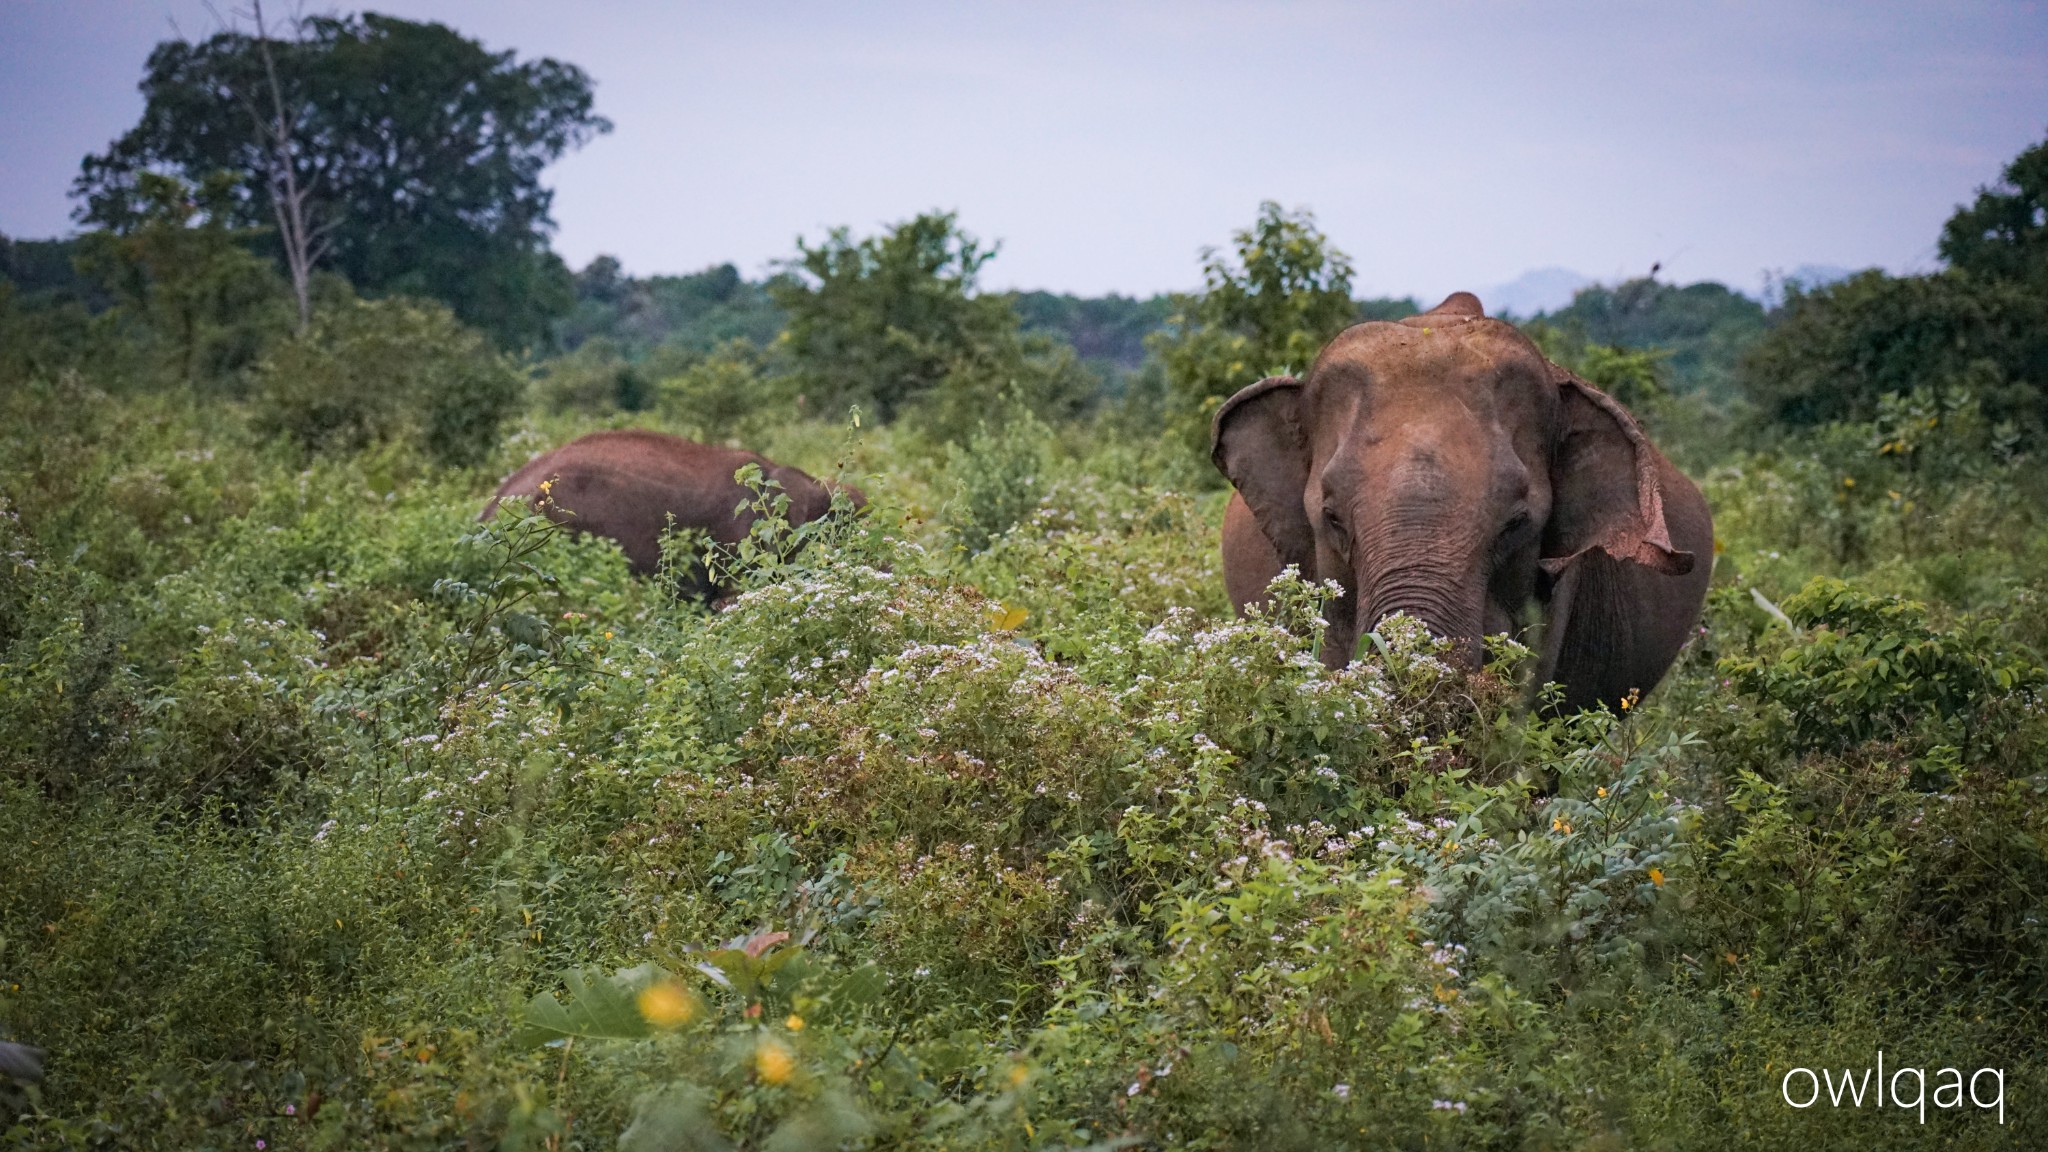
left=252, top=296, right=523, bottom=466
left=1721, top=577, right=2045, bottom=759
left=531, top=336, right=650, bottom=414
left=768, top=211, right=1021, bottom=423
left=940, top=408, right=1052, bottom=554
left=0, top=499, right=137, bottom=795
left=19, top=194, right=2048, bottom=1143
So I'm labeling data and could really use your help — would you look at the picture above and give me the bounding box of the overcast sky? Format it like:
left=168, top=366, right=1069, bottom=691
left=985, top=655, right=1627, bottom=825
left=3, top=1, right=2046, bottom=302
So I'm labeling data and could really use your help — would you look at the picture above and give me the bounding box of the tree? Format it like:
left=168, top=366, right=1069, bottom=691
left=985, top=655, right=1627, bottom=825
left=1012, top=291, right=1175, bottom=372
left=75, top=12, right=609, bottom=349
left=767, top=211, right=1024, bottom=423
left=1738, top=270, right=2048, bottom=436
left=1941, top=131, right=2048, bottom=293
left=1150, top=202, right=1358, bottom=459
left=1738, top=136, right=2048, bottom=443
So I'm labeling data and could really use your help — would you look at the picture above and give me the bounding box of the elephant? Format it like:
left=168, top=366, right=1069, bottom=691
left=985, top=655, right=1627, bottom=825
left=483, top=429, right=865, bottom=599
left=1213, top=291, right=1713, bottom=713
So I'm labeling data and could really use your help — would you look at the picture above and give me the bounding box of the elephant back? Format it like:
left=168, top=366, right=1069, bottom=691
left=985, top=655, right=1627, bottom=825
left=485, top=429, right=827, bottom=576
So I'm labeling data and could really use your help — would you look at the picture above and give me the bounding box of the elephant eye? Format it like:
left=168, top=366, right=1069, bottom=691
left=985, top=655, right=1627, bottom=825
left=1322, top=505, right=1350, bottom=550
left=1496, top=510, right=1535, bottom=552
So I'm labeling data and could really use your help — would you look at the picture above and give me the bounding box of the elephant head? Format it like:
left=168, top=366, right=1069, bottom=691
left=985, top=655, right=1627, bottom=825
left=1212, top=292, right=1713, bottom=711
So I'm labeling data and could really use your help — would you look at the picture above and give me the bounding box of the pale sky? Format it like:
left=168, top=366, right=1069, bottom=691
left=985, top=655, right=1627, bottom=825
left=3, top=1, right=2045, bottom=303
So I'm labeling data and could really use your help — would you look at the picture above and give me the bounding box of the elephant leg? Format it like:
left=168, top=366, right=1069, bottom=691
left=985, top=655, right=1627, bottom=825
left=1222, top=491, right=1288, bottom=614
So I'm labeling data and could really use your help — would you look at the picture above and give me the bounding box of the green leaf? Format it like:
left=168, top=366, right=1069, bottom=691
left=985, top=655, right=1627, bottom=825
left=515, top=963, right=669, bottom=1048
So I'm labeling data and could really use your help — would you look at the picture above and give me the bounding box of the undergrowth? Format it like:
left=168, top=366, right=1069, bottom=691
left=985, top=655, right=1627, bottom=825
left=2, top=382, right=2045, bottom=1149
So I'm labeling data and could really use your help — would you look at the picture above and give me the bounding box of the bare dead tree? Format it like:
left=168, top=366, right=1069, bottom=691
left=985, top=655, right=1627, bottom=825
left=236, top=0, right=335, bottom=331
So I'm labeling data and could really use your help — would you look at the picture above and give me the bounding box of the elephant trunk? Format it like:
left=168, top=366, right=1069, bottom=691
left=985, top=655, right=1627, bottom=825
left=1349, top=493, right=1490, bottom=670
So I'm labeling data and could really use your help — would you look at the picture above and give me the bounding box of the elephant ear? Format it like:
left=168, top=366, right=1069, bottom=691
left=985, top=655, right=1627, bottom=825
left=1211, top=375, right=1315, bottom=574
left=1541, top=368, right=1695, bottom=578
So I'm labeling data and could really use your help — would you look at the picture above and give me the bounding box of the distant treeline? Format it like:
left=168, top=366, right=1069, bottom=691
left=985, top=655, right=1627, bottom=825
left=544, top=250, right=1771, bottom=399
left=0, top=222, right=1770, bottom=400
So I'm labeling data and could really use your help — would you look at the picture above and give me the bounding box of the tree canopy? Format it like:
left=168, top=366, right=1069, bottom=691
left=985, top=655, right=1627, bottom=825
left=72, top=173, right=291, bottom=390
left=1738, top=269, right=2048, bottom=436
left=75, top=12, right=610, bottom=349
left=1940, top=133, right=2048, bottom=293
left=558, top=259, right=785, bottom=358
left=1151, top=202, right=1362, bottom=458
left=1012, top=291, right=1174, bottom=372
left=1739, top=131, right=2048, bottom=441
left=767, top=211, right=1023, bottom=423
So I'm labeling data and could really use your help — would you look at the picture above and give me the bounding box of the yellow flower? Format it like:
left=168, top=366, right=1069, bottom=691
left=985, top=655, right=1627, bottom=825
left=755, top=1037, right=796, bottom=1084
left=1007, top=1062, right=1031, bottom=1089
left=1842, top=476, right=1856, bottom=488
left=1551, top=816, right=1573, bottom=835
left=785, top=1013, right=805, bottom=1032
left=538, top=479, right=554, bottom=494
left=604, top=630, right=614, bottom=640
left=1596, top=787, right=1608, bottom=799
left=637, top=982, right=698, bottom=1029
left=1648, top=867, right=1666, bottom=887
left=1433, top=983, right=1458, bottom=1002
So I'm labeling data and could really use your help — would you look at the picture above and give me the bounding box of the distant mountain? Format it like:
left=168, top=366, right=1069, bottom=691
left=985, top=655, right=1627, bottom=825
left=1484, top=268, right=1595, bottom=319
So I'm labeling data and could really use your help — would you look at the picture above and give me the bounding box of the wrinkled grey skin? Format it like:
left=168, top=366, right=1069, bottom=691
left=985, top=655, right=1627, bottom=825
left=484, top=429, right=864, bottom=601
left=1214, top=292, right=1713, bottom=712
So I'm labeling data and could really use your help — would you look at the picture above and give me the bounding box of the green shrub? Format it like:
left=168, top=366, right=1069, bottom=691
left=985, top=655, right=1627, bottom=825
left=0, top=499, right=137, bottom=795
left=1721, top=577, right=2045, bottom=760
left=941, top=408, right=1052, bottom=554
left=253, top=296, right=523, bottom=466
left=1739, top=269, right=2048, bottom=438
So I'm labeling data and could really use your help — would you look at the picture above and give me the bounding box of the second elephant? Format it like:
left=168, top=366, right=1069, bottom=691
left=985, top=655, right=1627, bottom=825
left=484, top=429, right=864, bottom=599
